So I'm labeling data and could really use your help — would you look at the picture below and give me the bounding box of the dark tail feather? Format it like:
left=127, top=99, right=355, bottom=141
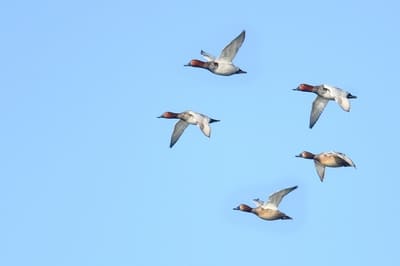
left=281, top=215, right=292, bottom=220
left=347, top=93, right=357, bottom=99
left=210, top=118, right=220, bottom=123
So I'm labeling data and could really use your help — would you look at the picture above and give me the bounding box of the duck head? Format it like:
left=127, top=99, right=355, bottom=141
left=293, top=83, right=315, bottom=92
left=296, top=151, right=315, bottom=159
left=157, top=111, right=179, bottom=119
left=184, top=59, right=208, bottom=68
left=233, top=204, right=253, bottom=212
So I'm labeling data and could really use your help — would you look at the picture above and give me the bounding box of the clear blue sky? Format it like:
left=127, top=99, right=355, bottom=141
left=1, top=0, right=399, bottom=265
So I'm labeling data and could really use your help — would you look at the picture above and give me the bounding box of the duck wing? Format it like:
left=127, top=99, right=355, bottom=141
left=252, top=198, right=264, bottom=207
left=333, top=152, right=356, bottom=168
left=335, top=96, right=351, bottom=112
left=201, top=50, right=216, bottom=62
left=191, top=112, right=212, bottom=137
left=310, top=96, right=329, bottom=128
left=218, top=30, right=245, bottom=62
left=170, top=120, right=189, bottom=148
left=198, top=121, right=211, bottom=137
left=314, top=161, right=326, bottom=182
left=263, top=186, right=298, bottom=210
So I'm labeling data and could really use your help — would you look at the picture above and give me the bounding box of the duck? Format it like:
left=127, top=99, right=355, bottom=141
left=158, top=111, right=220, bottom=148
left=233, top=186, right=297, bottom=221
left=185, top=30, right=246, bottom=76
left=293, top=83, right=357, bottom=128
left=296, top=151, right=356, bottom=182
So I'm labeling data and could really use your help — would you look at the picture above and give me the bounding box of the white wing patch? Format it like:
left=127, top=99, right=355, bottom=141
left=199, top=122, right=211, bottom=137
left=335, top=97, right=351, bottom=111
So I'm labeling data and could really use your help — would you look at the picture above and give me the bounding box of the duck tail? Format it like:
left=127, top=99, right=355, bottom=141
left=236, top=68, right=247, bottom=74
left=281, top=214, right=293, bottom=220
left=209, top=118, right=220, bottom=123
left=347, top=93, right=357, bottom=99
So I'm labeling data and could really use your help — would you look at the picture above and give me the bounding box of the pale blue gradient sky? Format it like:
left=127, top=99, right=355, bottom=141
left=1, top=1, right=399, bottom=265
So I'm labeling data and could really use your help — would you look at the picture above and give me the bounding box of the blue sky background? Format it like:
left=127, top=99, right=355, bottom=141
left=1, top=0, right=399, bottom=265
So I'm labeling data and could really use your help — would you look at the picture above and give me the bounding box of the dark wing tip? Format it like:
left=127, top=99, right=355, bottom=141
left=169, top=139, right=177, bottom=148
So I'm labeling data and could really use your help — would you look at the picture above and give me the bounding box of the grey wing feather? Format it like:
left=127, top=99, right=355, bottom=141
left=310, top=96, right=329, bottom=128
left=170, top=120, right=189, bottom=148
left=201, top=50, right=216, bottom=61
left=253, top=198, right=264, bottom=207
left=335, top=152, right=356, bottom=167
left=314, top=161, right=326, bottom=182
left=218, top=30, right=245, bottom=62
left=266, top=186, right=298, bottom=208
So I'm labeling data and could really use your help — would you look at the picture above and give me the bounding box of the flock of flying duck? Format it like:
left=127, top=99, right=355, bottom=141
left=158, top=30, right=357, bottom=221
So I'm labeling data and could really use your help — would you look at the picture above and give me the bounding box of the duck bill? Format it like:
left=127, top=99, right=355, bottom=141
left=293, top=85, right=303, bottom=91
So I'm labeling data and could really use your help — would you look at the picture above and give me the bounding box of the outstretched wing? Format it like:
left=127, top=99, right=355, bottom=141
left=335, top=96, right=351, bottom=112
left=264, top=186, right=298, bottom=210
left=332, top=152, right=356, bottom=168
left=170, top=120, right=189, bottom=148
left=199, top=121, right=211, bottom=137
left=310, top=96, right=329, bottom=128
left=218, top=30, right=245, bottom=62
left=191, top=112, right=212, bottom=137
left=252, top=198, right=264, bottom=207
left=201, top=50, right=216, bottom=61
left=314, top=161, right=326, bottom=182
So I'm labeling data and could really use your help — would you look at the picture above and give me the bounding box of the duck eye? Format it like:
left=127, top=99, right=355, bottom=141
left=210, top=62, right=218, bottom=69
